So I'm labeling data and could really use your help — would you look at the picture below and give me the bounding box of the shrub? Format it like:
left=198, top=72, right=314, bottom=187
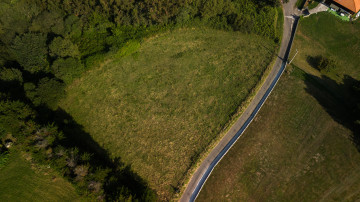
left=51, top=58, right=84, bottom=84
left=0, top=151, right=10, bottom=169
left=307, top=55, right=338, bottom=72
left=0, top=100, right=35, bottom=137
left=10, top=33, right=48, bottom=73
left=24, top=78, right=65, bottom=109
left=317, top=56, right=337, bottom=72
left=49, top=37, right=80, bottom=58
left=0, top=68, right=23, bottom=83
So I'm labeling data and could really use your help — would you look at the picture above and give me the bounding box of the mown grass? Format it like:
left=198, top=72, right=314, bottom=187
left=292, top=13, right=360, bottom=81
left=198, top=67, right=360, bottom=201
left=0, top=149, right=83, bottom=201
left=60, top=27, right=276, bottom=199
left=198, top=13, right=360, bottom=201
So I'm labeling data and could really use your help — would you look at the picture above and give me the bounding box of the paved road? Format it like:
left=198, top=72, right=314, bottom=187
left=180, top=0, right=300, bottom=201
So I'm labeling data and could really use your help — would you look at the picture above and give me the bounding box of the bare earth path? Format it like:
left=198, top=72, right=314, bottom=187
left=180, top=0, right=301, bottom=201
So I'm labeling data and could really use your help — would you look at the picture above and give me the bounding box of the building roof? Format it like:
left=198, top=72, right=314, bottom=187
left=333, top=0, right=360, bottom=13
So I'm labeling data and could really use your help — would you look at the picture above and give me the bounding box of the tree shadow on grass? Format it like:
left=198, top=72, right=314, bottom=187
left=0, top=77, right=156, bottom=200
left=306, top=55, right=321, bottom=69
left=37, top=107, right=156, bottom=201
left=303, top=72, right=360, bottom=151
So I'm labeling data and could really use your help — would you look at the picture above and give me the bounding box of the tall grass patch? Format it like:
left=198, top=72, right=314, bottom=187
left=61, top=28, right=276, bottom=199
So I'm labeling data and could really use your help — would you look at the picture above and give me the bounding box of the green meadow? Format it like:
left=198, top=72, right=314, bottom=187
left=61, top=27, right=277, bottom=199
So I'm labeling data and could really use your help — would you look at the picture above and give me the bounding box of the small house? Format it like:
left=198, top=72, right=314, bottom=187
left=330, top=0, right=360, bottom=15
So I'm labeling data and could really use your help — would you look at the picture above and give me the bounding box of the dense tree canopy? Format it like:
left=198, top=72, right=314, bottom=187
left=0, top=100, right=35, bottom=138
left=11, top=33, right=48, bottom=73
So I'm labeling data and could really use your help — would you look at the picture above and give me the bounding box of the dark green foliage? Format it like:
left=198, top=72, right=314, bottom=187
left=24, top=78, right=65, bottom=109
left=0, top=0, right=281, bottom=200
left=317, top=56, right=337, bottom=72
left=51, top=58, right=83, bottom=84
left=24, top=82, right=38, bottom=104
left=0, top=1, right=40, bottom=45
left=49, top=37, right=79, bottom=58
left=63, top=15, right=83, bottom=39
left=195, top=0, right=280, bottom=39
left=29, top=10, right=65, bottom=34
left=75, top=14, right=114, bottom=57
left=308, top=55, right=338, bottom=72
left=296, top=0, right=306, bottom=9
left=84, top=52, right=107, bottom=69
left=0, top=100, right=35, bottom=137
left=11, top=33, right=48, bottom=73
left=0, top=43, right=11, bottom=65
left=0, top=68, right=24, bottom=100
left=1, top=0, right=281, bottom=79
left=77, top=29, right=108, bottom=57
left=0, top=151, right=10, bottom=168
left=0, top=68, right=23, bottom=83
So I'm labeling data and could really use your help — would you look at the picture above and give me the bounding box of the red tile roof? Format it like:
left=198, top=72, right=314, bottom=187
left=333, top=0, right=360, bottom=13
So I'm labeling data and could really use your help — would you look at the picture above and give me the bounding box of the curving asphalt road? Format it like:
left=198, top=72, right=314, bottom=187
left=180, top=0, right=301, bottom=201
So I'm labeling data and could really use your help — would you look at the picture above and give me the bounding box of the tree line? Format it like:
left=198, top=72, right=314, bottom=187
left=0, top=0, right=281, bottom=200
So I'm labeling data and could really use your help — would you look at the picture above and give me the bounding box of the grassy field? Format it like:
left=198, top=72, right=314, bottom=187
left=0, top=149, right=83, bottom=201
left=198, top=13, right=360, bottom=201
left=60, top=28, right=277, bottom=199
left=292, top=13, right=360, bottom=80
left=198, top=67, right=360, bottom=201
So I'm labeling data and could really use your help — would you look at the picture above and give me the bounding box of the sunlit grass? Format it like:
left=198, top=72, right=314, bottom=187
left=0, top=149, right=83, bottom=201
left=61, top=27, right=276, bottom=199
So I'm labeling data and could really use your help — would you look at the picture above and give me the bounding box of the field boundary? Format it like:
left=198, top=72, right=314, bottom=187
left=175, top=33, right=282, bottom=201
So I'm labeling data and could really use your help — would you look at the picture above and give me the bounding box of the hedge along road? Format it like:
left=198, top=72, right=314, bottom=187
left=180, top=0, right=301, bottom=201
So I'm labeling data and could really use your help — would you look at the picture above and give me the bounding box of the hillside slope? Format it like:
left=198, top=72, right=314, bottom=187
left=61, top=28, right=277, bottom=199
